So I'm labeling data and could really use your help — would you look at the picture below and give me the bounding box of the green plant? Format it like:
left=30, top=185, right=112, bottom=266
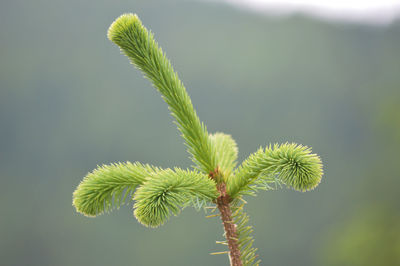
left=72, top=13, right=323, bottom=266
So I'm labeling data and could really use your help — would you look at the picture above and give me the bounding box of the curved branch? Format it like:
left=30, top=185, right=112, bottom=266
left=133, top=168, right=218, bottom=228
left=227, top=143, right=323, bottom=198
left=73, top=162, right=156, bottom=217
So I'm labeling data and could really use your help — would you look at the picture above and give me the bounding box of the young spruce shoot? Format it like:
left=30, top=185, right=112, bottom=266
left=73, top=14, right=324, bottom=266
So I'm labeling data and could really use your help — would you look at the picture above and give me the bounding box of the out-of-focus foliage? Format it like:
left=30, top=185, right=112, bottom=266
left=316, top=86, right=400, bottom=266
left=318, top=206, right=400, bottom=266
left=1, top=0, right=399, bottom=265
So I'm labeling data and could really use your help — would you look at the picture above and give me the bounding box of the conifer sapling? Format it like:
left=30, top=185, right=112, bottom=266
left=72, top=13, right=324, bottom=266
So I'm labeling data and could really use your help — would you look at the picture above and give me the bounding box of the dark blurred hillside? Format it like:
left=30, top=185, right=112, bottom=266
left=1, top=1, right=399, bottom=265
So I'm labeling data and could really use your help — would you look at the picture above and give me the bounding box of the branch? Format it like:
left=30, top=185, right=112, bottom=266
left=227, top=143, right=323, bottom=198
left=107, top=14, right=216, bottom=174
left=73, top=162, right=156, bottom=217
left=216, top=183, right=242, bottom=266
left=133, top=168, right=218, bottom=227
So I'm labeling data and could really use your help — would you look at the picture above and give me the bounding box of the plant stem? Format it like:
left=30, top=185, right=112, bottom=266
left=216, top=182, right=242, bottom=266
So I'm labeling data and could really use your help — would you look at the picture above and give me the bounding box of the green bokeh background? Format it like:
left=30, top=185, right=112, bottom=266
left=1, top=1, right=399, bottom=265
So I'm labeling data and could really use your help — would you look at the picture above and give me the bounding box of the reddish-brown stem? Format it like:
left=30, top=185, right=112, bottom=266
left=216, top=183, right=242, bottom=266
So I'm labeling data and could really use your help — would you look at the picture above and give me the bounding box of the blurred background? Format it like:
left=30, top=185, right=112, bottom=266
left=1, top=0, right=399, bottom=265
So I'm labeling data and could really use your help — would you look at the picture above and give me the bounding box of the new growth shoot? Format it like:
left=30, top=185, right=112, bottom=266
left=73, top=14, right=323, bottom=266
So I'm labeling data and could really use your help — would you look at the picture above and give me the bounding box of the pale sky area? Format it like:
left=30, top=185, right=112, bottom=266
left=208, top=0, right=400, bottom=25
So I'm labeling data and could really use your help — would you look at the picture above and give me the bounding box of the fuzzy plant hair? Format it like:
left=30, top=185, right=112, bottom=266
left=73, top=13, right=323, bottom=266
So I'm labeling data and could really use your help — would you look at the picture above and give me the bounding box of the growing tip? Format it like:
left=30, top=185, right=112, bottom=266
left=107, top=13, right=141, bottom=42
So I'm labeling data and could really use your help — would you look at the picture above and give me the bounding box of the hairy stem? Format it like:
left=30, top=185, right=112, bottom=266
left=216, top=183, right=242, bottom=266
